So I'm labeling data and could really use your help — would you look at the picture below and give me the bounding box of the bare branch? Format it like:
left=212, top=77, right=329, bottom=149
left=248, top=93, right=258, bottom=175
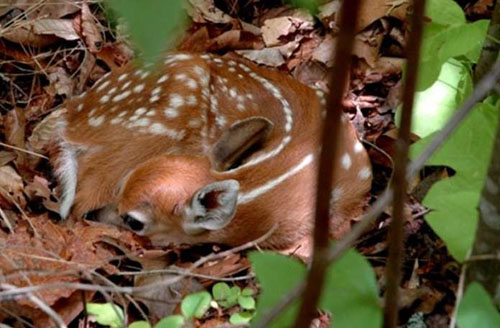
left=384, top=0, right=427, bottom=326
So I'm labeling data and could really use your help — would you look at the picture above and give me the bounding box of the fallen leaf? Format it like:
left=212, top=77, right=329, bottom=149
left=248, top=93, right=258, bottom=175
left=0, top=165, right=24, bottom=207
left=24, top=176, right=60, bottom=213
left=81, top=2, right=103, bottom=53
left=236, top=48, right=285, bottom=67
left=188, top=0, right=234, bottom=24
left=28, top=108, right=66, bottom=154
left=33, top=19, right=80, bottom=40
left=261, top=10, right=313, bottom=47
left=47, top=66, right=75, bottom=97
left=0, top=0, right=80, bottom=19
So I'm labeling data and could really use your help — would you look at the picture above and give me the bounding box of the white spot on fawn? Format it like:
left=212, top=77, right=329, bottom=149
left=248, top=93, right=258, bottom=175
left=88, top=115, right=105, bottom=127
left=157, top=75, right=169, bottom=84
left=99, top=95, right=110, bottom=104
left=113, top=90, right=132, bottom=102
left=169, top=94, right=184, bottom=108
left=135, top=107, right=147, bottom=116
left=188, top=119, right=202, bottom=128
left=118, top=73, right=128, bottom=81
left=133, top=84, right=145, bottom=93
left=341, top=153, right=352, bottom=170
left=96, top=80, right=110, bottom=92
left=164, top=107, right=179, bottom=118
left=354, top=140, right=364, bottom=153
left=186, top=79, right=198, bottom=90
left=121, top=81, right=132, bottom=90
left=358, top=167, right=371, bottom=180
left=186, top=95, right=198, bottom=106
left=76, top=104, right=84, bottom=112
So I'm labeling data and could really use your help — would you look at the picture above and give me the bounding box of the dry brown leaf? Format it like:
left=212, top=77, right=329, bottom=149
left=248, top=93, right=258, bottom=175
left=81, top=2, right=103, bottom=53
left=319, top=0, right=408, bottom=32
left=134, top=273, right=203, bottom=320
left=312, top=34, right=336, bottom=67
left=1, top=25, right=61, bottom=47
left=292, top=61, right=329, bottom=89
left=4, top=108, right=26, bottom=152
left=32, top=19, right=80, bottom=40
left=0, top=151, right=17, bottom=166
left=236, top=48, right=285, bottom=67
left=261, top=10, right=313, bottom=47
left=47, top=66, right=75, bottom=98
left=24, top=175, right=59, bottom=213
left=0, top=0, right=80, bottom=19
left=28, top=108, right=66, bottom=154
left=0, top=217, right=143, bottom=308
left=353, top=32, right=384, bottom=68
left=188, top=0, right=234, bottom=24
left=193, top=253, right=250, bottom=285
left=0, top=165, right=23, bottom=198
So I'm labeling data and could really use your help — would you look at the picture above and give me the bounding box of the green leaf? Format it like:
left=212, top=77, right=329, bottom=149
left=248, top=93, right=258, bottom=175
left=230, top=311, right=255, bottom=325
left=425, top=0, right=465, bottom=26
left=250, top=249, right=381, bottom=328
left=407, top=59, right=472, bottom=137
left=129, top=321, right=151, bottom=328
left=238, top=295, right=256, bottom=310
left=155, top=315, right=185, bottom=328
left=457, top=283, right=500, bottom=328
left=250, top=252, right=306, bottom=327
left=212, top=282, right=231, bottom=301
left=320, top=249, right=382, bottom=328
left=181, top=291, right=212, bottom=319
left=410, top=101, right=500, bottom=261
left=108, top=0, right=186, bottom=63
left=287, top=0, right=320, bottom=12
left=437, top=20, right=489, bottom=63
left=417, top=20, right=488, bottom=90
left=86, top=303, right=124, bottom=328
left=242, top=287, right=254, bottom=297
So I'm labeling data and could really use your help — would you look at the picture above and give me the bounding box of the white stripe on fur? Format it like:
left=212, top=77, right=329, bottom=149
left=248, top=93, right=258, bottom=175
left=238, top=154, right=314, bottom=204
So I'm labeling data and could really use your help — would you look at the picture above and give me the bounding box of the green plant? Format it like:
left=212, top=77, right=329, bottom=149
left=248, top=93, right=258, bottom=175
left=212, top=282, right=256, bottom=324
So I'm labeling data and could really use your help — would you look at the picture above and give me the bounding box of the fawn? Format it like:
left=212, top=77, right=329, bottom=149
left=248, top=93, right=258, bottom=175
left=52, top=52, right=372, bottom=256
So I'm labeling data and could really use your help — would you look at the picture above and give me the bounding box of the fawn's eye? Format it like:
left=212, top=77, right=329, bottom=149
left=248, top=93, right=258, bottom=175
left=122, top=214, right=144, bottom=232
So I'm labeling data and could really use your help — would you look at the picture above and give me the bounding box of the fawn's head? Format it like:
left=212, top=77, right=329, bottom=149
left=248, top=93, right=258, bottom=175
left=114, top=154, right=240, bottom=245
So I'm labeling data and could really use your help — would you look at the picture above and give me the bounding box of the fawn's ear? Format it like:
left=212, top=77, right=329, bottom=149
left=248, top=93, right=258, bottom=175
left=212, top=116, right=273, bottom=171
left=182, top=180, right=239, bottom=235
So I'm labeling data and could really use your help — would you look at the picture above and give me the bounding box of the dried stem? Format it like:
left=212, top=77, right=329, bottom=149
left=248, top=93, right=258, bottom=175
left=383, top=0, right=426, bottom=326
left=292, top=1, right=361, bottom=327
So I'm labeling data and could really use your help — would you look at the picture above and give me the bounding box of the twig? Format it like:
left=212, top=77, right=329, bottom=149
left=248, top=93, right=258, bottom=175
left=383, top=0, right=426, bottom=326
left=253, top=58, right=500, bottom=328
left=0, top=141, right=49, bottom=159
left=449, top=259, right=468, bottom=328
left=293, top=1, right=361, bottom=327
left=1, top=284, right=67, bottom=328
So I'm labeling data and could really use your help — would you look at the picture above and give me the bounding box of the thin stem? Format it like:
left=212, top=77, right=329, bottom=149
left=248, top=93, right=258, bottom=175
left=383, top=0, right=426, bottom=326
left=292, top=1, right=361, bottom=327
